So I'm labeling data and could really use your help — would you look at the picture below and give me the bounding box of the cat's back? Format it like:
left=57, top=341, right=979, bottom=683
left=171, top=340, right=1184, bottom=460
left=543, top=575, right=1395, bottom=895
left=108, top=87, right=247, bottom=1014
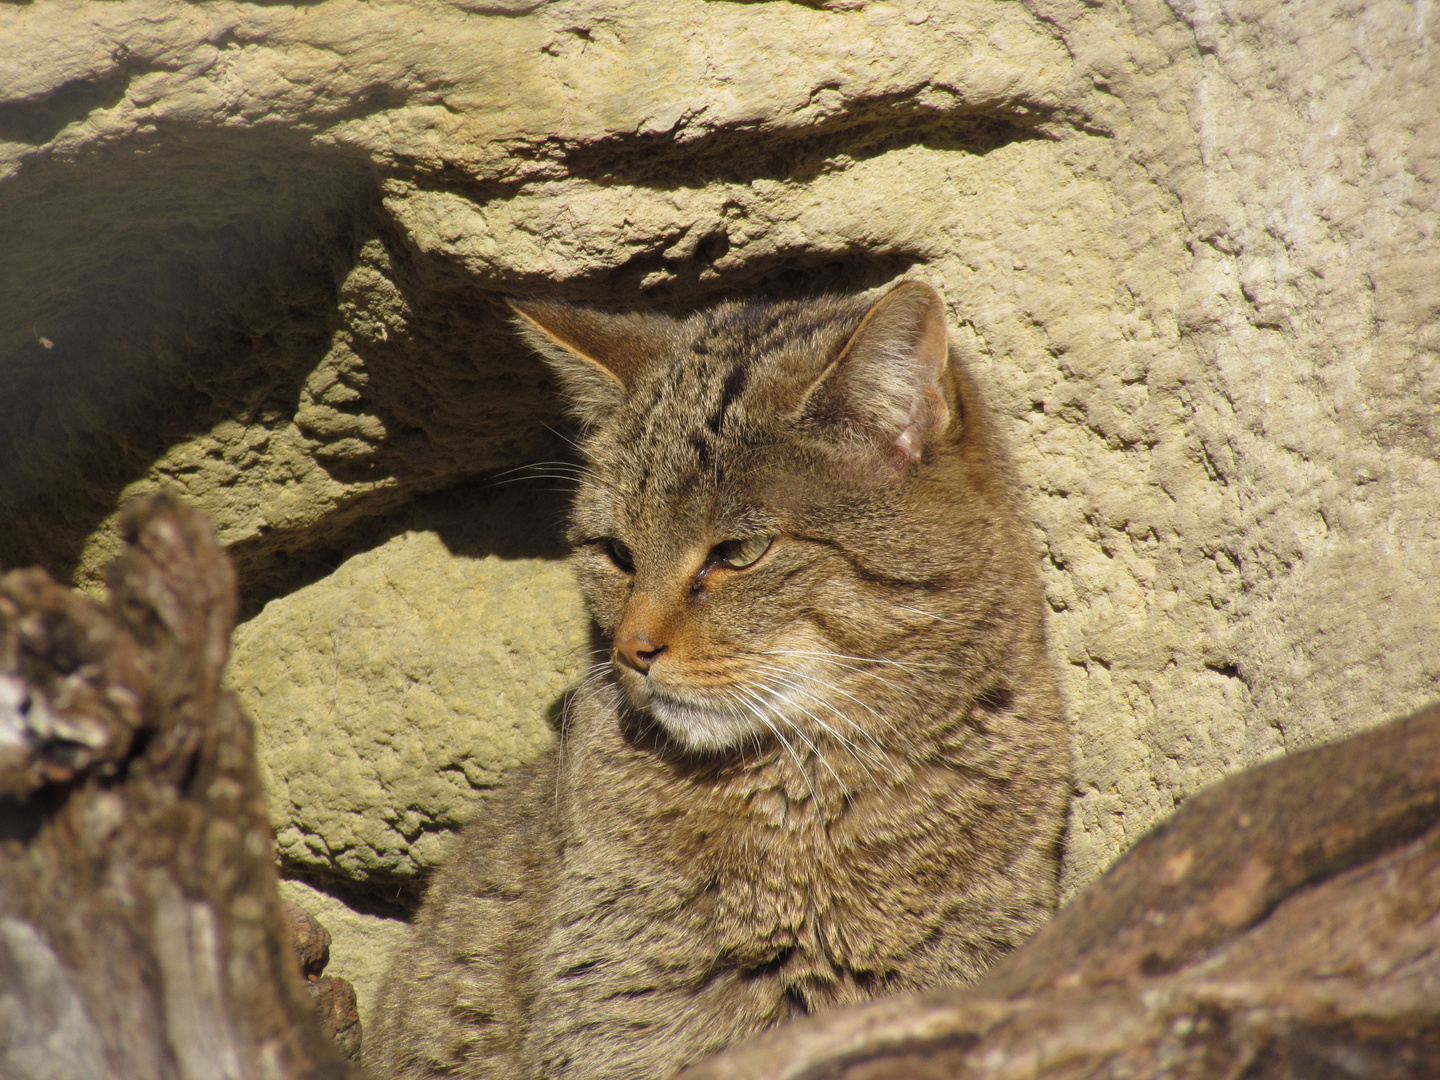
left=366, top=752, right=560, bottom=1080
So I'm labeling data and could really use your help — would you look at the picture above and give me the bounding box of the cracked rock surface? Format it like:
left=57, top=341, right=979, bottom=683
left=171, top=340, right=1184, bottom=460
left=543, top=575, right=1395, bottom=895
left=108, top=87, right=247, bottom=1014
left=2, top=0, right=1437, bottom=1013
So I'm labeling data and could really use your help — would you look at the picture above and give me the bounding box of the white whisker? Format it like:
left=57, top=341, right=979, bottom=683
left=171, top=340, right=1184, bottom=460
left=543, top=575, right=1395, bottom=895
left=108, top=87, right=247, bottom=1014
left=541, top=423, right=585, bottom=453
left=723, top=685, right=820, bottom=806
left=731, top=681, right=844, bottom=792
left=746, top=661, right=897, bottom=737
left=761, top=648, right=962, bottom=673
left=742, top=674, right=877, bottom=789
left=749, top=668, right=891, bottom=756
left=749, top=654, right=932, bottom=713
left=490, top=460, right=592, bottom=478
left=893, top=604, right=971, bottom=628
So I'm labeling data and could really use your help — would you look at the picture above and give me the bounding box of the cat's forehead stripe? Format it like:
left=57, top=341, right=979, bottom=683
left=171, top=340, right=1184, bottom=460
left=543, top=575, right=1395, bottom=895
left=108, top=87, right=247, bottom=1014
left=706, top=363, right=749, bottom=436
left=594, top=297, right=869, bottom=526
left=614, top=356, right=754, bottom=517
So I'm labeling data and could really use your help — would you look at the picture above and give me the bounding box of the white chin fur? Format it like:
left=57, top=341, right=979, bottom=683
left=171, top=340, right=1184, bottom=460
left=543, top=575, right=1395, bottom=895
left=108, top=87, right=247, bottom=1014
left=639, top=691, right=765, bottom=753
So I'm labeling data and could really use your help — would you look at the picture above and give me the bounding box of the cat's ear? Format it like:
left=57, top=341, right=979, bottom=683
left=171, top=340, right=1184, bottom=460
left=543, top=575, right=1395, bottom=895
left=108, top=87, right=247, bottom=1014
left=798, top=281, right=954, bottom=471
left=508, top=299, right=662, bottom=426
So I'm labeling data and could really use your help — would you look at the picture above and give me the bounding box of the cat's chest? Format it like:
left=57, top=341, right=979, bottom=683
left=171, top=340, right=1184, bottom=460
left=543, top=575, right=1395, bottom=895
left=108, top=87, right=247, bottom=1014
left=562, top=748, right=912, bottom=979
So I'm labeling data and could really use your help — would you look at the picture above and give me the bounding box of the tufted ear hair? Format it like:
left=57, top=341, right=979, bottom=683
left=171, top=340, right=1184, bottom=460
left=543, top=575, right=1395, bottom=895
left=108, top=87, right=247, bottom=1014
left=796, top=280, right=955, bottom=472
left=508, top=299, right=670, bottom=428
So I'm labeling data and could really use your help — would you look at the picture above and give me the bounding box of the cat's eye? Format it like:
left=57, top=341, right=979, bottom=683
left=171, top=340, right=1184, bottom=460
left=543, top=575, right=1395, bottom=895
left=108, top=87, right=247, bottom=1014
left=714, top=535, right=774, bottom=570
left=602, top=538, right=635, bottom=573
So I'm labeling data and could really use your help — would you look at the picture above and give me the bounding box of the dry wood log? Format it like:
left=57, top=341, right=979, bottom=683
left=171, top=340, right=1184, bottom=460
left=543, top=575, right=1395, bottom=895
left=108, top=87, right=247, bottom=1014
left=0, top=493, right=363, bottom=1080
left=283, top=899, right=364, bottom=1062
left=680, top=700, right=1440, bottom=1080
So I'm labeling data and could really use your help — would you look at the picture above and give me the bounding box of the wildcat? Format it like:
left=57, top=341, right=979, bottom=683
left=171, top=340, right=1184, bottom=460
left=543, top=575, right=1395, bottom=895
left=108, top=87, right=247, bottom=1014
left=366, top=281, right=1068, bottom=1080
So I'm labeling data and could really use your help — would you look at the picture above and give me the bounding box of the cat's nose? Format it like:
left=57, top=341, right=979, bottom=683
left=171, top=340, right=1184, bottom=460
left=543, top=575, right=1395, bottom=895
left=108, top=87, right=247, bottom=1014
left=617, top=631, right=667, bottom=673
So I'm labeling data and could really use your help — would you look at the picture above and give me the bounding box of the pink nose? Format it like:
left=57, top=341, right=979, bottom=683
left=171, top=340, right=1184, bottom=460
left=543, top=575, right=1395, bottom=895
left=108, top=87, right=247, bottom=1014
left=617, top=630, right=666, bottom=673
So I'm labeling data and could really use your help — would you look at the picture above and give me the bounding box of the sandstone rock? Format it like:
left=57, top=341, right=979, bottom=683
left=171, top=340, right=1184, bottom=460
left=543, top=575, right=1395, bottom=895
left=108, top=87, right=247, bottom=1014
left=1, top=0, right=1436, bottom=942
left=229, top=483, right=589, bottom=894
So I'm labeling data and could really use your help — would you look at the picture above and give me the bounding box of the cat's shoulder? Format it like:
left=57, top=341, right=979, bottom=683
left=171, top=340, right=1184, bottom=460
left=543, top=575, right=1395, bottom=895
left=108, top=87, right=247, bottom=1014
left=423, top=748, right=562, bottom=913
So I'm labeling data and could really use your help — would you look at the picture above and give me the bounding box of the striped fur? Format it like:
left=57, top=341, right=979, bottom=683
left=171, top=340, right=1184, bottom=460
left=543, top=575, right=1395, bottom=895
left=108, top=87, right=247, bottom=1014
left=368, top=282, right=1069, bottom=1080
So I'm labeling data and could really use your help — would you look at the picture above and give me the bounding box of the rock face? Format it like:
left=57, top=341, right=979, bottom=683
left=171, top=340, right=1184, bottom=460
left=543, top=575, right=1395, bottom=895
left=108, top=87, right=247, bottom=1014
left=228, top=483, right=588, bottom=898
left=2, top=0, right=1437, bottom=984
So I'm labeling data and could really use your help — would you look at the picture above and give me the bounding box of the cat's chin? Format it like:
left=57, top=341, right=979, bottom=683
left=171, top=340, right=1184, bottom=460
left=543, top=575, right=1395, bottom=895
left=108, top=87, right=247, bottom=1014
left=636, top=691, right=765, bottom=754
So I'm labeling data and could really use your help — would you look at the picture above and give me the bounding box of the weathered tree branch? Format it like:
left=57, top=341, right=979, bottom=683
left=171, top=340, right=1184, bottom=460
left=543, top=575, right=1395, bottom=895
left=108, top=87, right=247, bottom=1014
left=681, top=701, right=1440, bottom=1079
left=0, top=494, right=363, bottom=1080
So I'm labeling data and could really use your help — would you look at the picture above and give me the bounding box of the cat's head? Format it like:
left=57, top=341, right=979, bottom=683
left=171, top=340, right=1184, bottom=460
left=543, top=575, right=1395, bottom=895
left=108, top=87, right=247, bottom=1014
left=512, top=282, right=1020, bottom=756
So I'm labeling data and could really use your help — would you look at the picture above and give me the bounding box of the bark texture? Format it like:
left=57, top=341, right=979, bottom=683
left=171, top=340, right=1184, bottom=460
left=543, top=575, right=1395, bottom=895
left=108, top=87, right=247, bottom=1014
left=681, top=701, right=1440, bottom=1080
left=0, top=493, right=362, bottom=1080
left=285, top=898, right=364, bottom=1062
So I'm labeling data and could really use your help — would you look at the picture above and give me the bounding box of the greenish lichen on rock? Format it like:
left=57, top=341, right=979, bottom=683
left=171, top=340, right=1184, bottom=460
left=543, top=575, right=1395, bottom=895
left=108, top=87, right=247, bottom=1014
left=229, top=484, right=589, bottom=896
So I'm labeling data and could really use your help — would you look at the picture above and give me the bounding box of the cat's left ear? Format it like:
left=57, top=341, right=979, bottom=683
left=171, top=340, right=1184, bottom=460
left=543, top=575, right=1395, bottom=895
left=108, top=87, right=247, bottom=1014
left=798, top=281, right=954, bottom=470
left=508, top=299, right=665, bottom=427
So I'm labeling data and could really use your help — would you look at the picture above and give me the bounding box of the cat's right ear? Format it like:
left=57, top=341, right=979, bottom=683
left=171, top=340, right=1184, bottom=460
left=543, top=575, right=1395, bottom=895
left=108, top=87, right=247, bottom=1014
left=508, top=299, right=660, bottom=427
